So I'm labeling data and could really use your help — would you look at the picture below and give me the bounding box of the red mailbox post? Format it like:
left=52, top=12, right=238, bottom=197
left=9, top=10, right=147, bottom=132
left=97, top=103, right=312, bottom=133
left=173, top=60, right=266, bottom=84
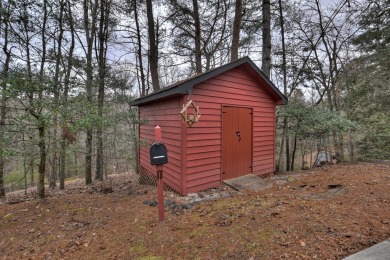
left=153, top=126, right=165, bottom=223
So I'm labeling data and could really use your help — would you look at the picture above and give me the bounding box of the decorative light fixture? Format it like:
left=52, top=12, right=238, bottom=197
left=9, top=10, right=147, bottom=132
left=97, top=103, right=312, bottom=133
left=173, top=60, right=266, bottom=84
left=180, top=100, right=201, bottom=127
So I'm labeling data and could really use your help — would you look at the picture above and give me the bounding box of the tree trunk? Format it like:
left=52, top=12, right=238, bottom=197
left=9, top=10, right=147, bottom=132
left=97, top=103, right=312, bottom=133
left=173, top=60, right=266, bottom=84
left=277, top=122, right=286, bottom=171
left=205, top=54, right=211, bottom=72
left=337, top=132, right=344, bottom=161
left=23, top=146, right=28, bottom=195
left=0, top=100, right=5, bottom=197
left=95, top=0, right=105, bottom=181
left=96, top=0, right=110, bottom=181
left=231, top=0, right=242, bottom=61
left=36, top=0, right=48, bottom=199
left=0, top=0, right=12, bottom=198
left=85, top=130, right=93, bottom=185
left=49, top=0, right=66, bottom=189
left=133, top=0, right=146, bottom=96
left=37, top=123, right=46, bottom=199
left=30, top=149, right=35, bottom=186
left=332, top=42, right=344, bottom=161
left=59, top=141, right=65, bottom=189
left=262, top=0, right=271, bottom=77
left=193, top=0, right=202, bottom=74
left=83, top=0, right=98, bottom=185
left=326, top=135, right=333, bottom=162
left=285, top=136, right=291, bottom=171
left=301, top=139, right=305, bottom=170
left=146, top=0, right=160, bottom=91
left=74, top=150, right=78, bottom=177
left=310, top=139, right=314, bottom=168
left=285, top=125, right=291, bottom=171
left=291, top=133, right=298, bottom=171
left=325, top=86, right=340, bottom=160
left=59, top=0, right=76, bottom=189
left=348, top=131, right=354, bottom=161
left=278, top=0, right=289, bottom=172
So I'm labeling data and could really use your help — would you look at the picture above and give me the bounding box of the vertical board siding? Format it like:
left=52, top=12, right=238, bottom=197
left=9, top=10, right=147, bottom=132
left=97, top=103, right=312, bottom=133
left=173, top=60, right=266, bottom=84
left=139, top=98, right=183, bottom=192
left=138, top=66, right=280, bottom=194
left=185, top=67, right=277, bottom=191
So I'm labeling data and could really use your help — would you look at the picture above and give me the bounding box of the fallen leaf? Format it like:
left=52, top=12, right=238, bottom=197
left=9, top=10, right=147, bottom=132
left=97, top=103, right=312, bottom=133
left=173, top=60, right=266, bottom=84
left=3, top=213, right=13, bottom=219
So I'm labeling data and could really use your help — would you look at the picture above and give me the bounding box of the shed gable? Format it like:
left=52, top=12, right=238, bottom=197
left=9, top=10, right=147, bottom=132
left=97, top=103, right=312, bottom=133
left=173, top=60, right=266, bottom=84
left=134, top=57, right=287, bottom=195
left=183, top=66, right=277, bottom=193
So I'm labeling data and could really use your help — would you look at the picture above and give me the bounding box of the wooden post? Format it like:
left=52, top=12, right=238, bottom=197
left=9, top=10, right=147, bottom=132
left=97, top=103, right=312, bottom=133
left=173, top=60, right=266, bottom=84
left=155, top=126, right=164, bottom=223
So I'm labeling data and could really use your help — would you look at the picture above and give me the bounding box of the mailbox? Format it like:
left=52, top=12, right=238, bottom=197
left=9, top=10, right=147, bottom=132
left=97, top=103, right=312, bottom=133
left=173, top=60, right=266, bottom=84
left=150, top=142, right=168, bottom=165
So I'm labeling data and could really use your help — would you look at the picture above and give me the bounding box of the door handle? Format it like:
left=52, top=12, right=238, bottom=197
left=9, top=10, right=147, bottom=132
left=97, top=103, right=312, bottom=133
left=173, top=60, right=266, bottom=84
left=236, top=131, right=241, bottom=142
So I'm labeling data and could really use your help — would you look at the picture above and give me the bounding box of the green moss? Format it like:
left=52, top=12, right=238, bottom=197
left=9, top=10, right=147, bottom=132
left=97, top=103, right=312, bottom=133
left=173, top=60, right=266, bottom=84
left=287, top=176, right=296, bottom=182
left=61, top=204, right=93, bottom=214
left=129, top=238, right=146, bottom=254
left=134, top=219, right=148, bottom=232
left=137, top=256, right=163, bottom=260
left=256, top=229, right=274, bottom=241
left=212, top=198, right=242, bottom=211
left=245, top=242, right=258, bottom=250
left=189, top=226, right=208, bottom=238
left=3, top=213, right=14, bottom=220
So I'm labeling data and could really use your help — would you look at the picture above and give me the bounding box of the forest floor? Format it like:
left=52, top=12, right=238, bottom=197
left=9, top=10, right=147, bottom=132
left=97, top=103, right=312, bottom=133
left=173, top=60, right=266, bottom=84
left=1, top=162, right=390, bottom=259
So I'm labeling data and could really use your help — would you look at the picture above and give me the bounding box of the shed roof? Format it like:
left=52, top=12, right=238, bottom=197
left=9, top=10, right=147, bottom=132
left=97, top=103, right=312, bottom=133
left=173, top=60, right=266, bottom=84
left=131, top=56, right=288, bottom=106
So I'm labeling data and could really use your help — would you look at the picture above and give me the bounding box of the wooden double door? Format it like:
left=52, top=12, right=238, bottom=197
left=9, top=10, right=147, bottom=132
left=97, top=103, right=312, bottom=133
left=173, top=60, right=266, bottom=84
left=222, top=106, right=252, bottom=180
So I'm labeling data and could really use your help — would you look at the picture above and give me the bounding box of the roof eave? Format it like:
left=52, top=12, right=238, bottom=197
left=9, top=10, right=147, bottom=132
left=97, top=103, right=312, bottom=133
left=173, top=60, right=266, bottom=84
left=130, top=88, right=189, bottom=106
left=130, top=56, right=288, bottom=106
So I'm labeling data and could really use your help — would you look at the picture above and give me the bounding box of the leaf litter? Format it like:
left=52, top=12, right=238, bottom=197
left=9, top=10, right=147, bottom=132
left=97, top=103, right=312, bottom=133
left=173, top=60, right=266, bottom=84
left=0, top=163, right=390, bottom=259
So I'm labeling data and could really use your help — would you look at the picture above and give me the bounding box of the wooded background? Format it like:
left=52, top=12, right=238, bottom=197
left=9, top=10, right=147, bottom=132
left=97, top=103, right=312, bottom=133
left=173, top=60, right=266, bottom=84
left=0, top=0, right=389, bottom=198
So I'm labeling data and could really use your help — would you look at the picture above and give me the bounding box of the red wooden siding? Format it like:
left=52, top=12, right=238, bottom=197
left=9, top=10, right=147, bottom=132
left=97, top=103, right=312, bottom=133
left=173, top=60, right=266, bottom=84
left=139, top=98, right=183, bottom=193
left=185, top=67, right=276, bottom=192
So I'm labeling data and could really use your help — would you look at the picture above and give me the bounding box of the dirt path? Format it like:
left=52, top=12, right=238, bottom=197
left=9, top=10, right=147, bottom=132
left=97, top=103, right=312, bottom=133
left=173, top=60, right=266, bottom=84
left=1, top=163, right=390, bottom=259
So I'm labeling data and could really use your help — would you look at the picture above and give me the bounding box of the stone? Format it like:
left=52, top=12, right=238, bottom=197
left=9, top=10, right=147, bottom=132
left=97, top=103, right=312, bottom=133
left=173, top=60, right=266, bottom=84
left=143, top=200, right=157, bottom=207
left=193, top=197, right=202, bottom=203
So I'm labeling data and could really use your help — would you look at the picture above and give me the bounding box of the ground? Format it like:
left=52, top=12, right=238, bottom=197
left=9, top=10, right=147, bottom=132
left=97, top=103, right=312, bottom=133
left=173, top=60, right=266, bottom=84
left=1, top=162, right=390, bottom=259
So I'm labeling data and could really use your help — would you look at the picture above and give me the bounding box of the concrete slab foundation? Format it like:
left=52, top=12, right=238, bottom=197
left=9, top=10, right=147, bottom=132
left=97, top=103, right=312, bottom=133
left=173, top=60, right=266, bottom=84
left=223, top=174, right=272, bottom=192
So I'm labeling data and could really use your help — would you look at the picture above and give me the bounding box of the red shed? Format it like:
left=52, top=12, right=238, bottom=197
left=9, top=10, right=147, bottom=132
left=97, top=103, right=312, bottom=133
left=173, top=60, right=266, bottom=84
left=131, top=57, right=287, bottom=195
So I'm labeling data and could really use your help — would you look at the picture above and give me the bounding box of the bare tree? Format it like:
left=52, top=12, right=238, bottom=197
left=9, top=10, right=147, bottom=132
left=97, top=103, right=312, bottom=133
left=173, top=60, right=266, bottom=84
left=36, top=0, right=49, bottom=199
left=202, top=0, right=228, bottom=71
left=59, top=0, right=76, bottom=189
left=231, top=0, right=242, bottom=61
left=169, top=0, right=229, bottom=74
left=192, top=0, right=202, bottom=73
left=276, top=0, right=290, bottom=171
left=0, top=0, right=13, bottom=197
left=49, top=0, right=66, bottom=189
left=294, top=0, right=354, bottom=160
left=10, top=0, right=50, bottom=198
left=132, top=0, right=147, bottom=96
left=261, top=0, right=271, bottom=77
left=146, top=0, right=160, bottom=91
left=83, top=0, right=98, bottom=185
left=96, top=0, right=112, bottom=181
